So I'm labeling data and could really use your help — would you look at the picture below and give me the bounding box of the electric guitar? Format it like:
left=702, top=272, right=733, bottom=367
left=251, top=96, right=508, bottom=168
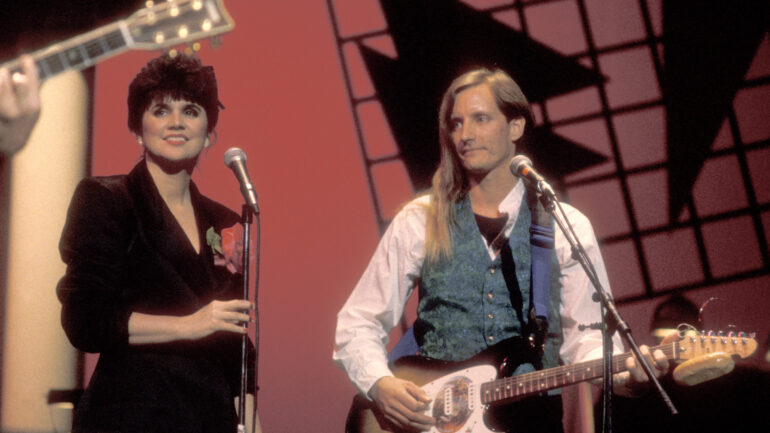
left=348, top=331, right=758, bottom=433
left=0, top=0, right=234, bottom=80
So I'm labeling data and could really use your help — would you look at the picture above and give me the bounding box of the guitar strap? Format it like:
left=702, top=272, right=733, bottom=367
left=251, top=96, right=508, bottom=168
left=471, top=188, right=555, bottom=366
left=524, top=187, right=554, bottom=359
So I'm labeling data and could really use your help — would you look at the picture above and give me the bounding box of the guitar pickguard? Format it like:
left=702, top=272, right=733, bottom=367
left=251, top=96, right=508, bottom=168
left=421, top=365, right=497, bottom=433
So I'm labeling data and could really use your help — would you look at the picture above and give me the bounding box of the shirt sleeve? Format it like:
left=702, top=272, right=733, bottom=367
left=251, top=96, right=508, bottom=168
left=332, top=198, right=428, bottom=396
left=56, top=178, right=134, bottom=353
left=555, top=204, right=625, bottom=365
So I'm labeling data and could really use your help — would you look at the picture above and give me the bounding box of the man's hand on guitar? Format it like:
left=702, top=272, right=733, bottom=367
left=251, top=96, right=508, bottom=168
left=618, top=344, right=670, bottom=396
left=369, top=376, right=435, bottom=432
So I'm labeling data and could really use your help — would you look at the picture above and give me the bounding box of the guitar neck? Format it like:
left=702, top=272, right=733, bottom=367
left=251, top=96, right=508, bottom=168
left=1, top=0, right=235, bottom=83
left=1, top=20, right=130, bottom=82
left=479, top=342, right=678, bottom=404
left=479, top=331, right=758, bottom=405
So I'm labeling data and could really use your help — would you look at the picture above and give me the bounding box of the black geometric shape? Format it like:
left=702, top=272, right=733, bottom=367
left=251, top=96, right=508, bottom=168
left=360, top=45, right=440, bottom=189
left=663, top=1, right=770, bottom=222
left=527, top=128, right=608, bottom=185
left=361, top=0, right=607, bottom=190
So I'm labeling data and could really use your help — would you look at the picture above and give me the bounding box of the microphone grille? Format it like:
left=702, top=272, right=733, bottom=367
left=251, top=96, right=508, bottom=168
left=224, top=147, right=246, bottom=167
left=509, top=154, right=532, bottom=175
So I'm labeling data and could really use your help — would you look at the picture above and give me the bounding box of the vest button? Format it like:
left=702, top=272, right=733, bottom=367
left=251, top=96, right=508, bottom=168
left=489, top=268, right=495, bottom=274
left=487, top=293, right=493, bottom=299
left=488, top=313, right=494, bottom=319
left=488, top=335, right=495, bottom=341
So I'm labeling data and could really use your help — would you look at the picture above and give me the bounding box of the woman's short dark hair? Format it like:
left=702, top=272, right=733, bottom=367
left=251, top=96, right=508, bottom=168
left=127, top=54, right=219, bottom=134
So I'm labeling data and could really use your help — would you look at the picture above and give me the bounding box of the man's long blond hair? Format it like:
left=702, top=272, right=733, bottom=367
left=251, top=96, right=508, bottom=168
left=425, top=68, right=534, bottom=262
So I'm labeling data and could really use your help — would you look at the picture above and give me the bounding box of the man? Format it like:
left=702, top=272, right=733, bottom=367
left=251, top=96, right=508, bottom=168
left=334, top=68, right=669, bottom=432
left=650, top=293, right=699, bottom=342
left=0, top=55, right=40, bottom=156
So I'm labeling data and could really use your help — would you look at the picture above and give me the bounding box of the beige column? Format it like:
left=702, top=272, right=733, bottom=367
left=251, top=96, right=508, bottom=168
left=1, top=70, right=88, bottom=432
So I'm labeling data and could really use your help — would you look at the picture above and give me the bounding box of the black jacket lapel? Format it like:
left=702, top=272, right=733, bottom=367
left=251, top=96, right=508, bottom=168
left=125, top=161, right=214, bottom=302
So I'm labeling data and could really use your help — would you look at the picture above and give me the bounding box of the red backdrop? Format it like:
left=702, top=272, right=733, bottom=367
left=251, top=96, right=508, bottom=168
left=89, top=1, right=770, bottom=431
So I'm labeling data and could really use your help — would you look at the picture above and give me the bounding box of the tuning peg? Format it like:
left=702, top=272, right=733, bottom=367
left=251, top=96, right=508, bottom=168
left=717, top=330, right=727, bottom=344
left=140, top=10, right=157, bottom=26
left=700, top=331, right=712, bottom=346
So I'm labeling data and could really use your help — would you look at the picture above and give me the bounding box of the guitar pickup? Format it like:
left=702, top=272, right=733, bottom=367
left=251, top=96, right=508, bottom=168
left=443, top=387, right=452, bottom=416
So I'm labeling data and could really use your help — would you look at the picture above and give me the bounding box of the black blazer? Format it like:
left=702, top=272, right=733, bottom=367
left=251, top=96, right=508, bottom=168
left=58, top=160, right=253, bottom=433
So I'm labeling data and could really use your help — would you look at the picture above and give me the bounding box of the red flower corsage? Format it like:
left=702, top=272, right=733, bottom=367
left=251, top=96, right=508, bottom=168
left=206, top=223, right=251, bottom=274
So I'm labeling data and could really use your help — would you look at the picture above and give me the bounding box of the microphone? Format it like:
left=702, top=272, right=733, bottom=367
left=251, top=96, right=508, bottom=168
left=509, top=155, right=554, bottom=196
left=224, top=147, right=260, bottom=214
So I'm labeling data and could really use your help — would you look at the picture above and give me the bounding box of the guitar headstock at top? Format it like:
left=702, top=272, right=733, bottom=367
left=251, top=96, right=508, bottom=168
left=126, top=0, right=234, bottom=51
left=674, top=330, right=757, bottom=362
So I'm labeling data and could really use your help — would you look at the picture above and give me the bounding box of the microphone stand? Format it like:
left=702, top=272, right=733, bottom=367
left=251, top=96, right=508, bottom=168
left=601, top=302, right=615, bottom=433
left=238, top=204, right=260, bottom=433
left=533, top=180, right=677, bottom=433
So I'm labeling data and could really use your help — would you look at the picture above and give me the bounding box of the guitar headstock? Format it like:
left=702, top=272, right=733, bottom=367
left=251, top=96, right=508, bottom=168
left=124, top=0, right=234, bottom=50
left=675, top=331, right=758, bottom=362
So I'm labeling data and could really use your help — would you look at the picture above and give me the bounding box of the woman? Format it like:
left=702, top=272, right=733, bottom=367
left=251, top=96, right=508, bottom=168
left=57, top=54, right=259, bottom=433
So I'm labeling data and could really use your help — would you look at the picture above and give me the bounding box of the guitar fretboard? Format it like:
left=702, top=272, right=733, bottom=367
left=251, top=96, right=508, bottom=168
left=2, top=22, right=129, bottom=82
left=479, top=342, right=678, bottom=404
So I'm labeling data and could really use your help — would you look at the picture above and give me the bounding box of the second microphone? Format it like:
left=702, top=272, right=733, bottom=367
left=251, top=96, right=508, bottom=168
left=224, top=147, right=260, bottom=214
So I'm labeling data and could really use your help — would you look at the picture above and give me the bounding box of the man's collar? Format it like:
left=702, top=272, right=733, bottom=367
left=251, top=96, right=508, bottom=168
left=498, top=178, right=525, bottom=217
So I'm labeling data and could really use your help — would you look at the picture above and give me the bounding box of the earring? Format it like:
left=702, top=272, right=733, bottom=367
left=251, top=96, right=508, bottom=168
left=137, top=136, right=144, bottom=146
left=204, top=137, right=211, bottom=148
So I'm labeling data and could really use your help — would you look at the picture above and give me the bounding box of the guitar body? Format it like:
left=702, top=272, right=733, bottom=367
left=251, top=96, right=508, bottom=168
left=347, top=360, right=498, bottom=433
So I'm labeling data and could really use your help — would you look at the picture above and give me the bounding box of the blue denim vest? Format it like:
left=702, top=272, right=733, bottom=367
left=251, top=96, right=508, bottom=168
left=415, top=195, right=562, bottom=370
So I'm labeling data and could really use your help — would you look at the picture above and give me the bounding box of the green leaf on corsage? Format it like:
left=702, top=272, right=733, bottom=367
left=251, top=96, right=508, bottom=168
left=206, top=226, right=223, bottom=255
